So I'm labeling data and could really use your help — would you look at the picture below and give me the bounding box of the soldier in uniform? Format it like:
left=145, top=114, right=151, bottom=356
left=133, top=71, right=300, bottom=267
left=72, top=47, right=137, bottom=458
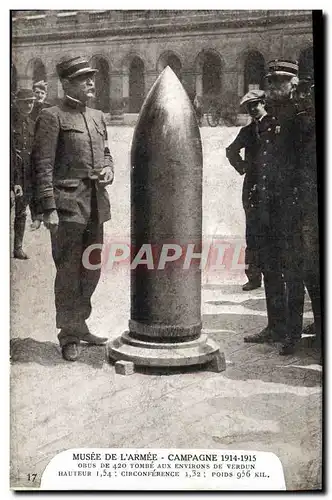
left=243, top=60, right=304, bottom=354
left=226, top=89, right=264, bottom=291
left=30, top=80, right=51, bottom=122
left=294, top=78, right=321, bottom=344
left=32, top=56, right=114, bottom=361
left=11, top=89, right=42, bottom=259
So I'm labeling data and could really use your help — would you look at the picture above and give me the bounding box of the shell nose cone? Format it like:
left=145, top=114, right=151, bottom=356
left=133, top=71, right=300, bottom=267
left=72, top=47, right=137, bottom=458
left=161, top=65, right=177, bottom=78
left=147, top=65, right=186, bottom=104
left=131, top=65, right=201, bottom=162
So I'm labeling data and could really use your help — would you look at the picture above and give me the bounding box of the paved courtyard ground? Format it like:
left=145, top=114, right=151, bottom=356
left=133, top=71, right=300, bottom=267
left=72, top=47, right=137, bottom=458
left=10, top=126, right=322, bottom=491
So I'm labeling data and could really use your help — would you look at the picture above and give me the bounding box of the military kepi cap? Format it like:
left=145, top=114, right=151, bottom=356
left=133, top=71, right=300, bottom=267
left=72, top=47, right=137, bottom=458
left=56, top=56, right=98, bottom=80
left=33, top=80, right=48, bottom=91
left=15, top=88, right=36, bottom=101
left=240, top=89, right=266, bottom=108
left=266, top=59, right=299, bottom=78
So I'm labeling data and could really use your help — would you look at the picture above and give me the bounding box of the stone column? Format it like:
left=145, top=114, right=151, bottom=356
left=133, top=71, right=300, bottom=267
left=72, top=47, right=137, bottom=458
left=195, top=71, right=203, bottom=96
left=122, top=70, right=129, bottom=112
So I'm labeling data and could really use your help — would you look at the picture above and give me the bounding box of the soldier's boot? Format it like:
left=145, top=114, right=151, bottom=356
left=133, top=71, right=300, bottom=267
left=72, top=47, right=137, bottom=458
left=251, top=271, right=287, bottom=345
left=244, top=326, right=285, bottom=343
left=13, top=217, right=29, bottom=260
left=279, top=336, right=301, bottom=355
left=280, top=281, right=304, bottom=356
left=279, top=343, right=297, bottom=356
left=242, top=280, right=261, bottom=291
left=58, top=330, right=80, bottom=361
left=80, top=333, right=108, bottom=345
left=61, top=343, right=79, bottom=362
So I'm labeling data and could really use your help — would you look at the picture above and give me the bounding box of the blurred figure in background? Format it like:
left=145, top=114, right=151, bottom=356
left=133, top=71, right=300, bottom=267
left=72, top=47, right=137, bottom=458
left=11, top=89, right=42, bottom=259
left=226, top=89, right=265, bottom=291
left=31, top=80, right=51, bottom=121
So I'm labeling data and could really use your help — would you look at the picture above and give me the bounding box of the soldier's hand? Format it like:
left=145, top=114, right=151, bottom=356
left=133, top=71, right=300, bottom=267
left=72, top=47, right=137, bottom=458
left=14, top=185, right=23, bottom=198
left=99, top=166, right=114, bottom=185
left=43, top=210, right=59, bottom=234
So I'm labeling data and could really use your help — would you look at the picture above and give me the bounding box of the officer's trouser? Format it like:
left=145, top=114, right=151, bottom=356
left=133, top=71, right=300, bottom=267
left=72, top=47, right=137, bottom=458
left=258, top=226, right=286, bottom=336
left=258, top=202, right=306, bottom=343
left=14, top=195, right=28, bottom=251
left=244, top=207, right=262, bottom=283
left=283, top=213, right=305, bottom=344
left=51, top=193, right=103, bottom=347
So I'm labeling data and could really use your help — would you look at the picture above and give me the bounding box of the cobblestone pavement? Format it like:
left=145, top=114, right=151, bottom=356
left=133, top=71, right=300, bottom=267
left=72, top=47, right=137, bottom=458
left=10, top=126, right=322, bottom=490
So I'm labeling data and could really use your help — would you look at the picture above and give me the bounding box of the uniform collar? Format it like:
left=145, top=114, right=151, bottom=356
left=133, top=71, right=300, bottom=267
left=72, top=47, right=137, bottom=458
left=64, top=95, right=86, bottom=111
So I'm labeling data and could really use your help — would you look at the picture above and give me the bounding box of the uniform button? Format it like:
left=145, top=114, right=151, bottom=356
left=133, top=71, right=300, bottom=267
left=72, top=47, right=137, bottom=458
left=266, top=139, right=269, bottom=143
left=263, top=151, right=267, bottom=155
left=262, top=186, right=266, bottom=191
left=263, top=164, right=266, bottom=167
left=262, top=175, right=266, bottom=180
left=268, top=128, right=272, bottom=131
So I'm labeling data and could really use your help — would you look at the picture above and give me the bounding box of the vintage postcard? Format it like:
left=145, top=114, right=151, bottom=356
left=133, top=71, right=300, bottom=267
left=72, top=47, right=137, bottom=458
left=10, top=8, right=323, bottom=491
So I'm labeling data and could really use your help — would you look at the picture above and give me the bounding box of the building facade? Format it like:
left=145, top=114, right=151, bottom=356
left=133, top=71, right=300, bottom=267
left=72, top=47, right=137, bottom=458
left=11, top=10, right=314, bottom=117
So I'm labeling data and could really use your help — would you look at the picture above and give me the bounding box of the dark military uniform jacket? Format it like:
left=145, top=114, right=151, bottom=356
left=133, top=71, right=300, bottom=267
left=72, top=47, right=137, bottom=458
left=32, top=96, right=113, bottom=225
left=260, top=100, right=300, bottom=231
left=264, top=99, right=298, bottom=196
left=227, top=102, right=300, bottom=230
left=11, top=108, right=35, bottom=196
left=30, top=100, right=52, bottom=122
left=226, top=120, right=260, bottom=211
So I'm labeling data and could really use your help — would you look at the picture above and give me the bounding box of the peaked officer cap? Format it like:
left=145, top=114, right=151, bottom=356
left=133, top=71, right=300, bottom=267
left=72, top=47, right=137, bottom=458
left=265, top=59, right=299, bottom=78
left=56, top=56, right=98, bottom=80
left=240, top=89, right=266, bottom=108
left=15, top=88, right=36, bottom=101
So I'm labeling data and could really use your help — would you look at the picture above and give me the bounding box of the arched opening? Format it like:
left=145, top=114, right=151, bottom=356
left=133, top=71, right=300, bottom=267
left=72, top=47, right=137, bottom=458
left=202, top=52, right=222, bottom=101
left=157, top=52, right=182, bottom=81
left=90, top=56, right=110, bottom=112
left=194, top=50, right=224, bottom=112
left=165, top=54, right=182, bottom=80
left=33, top=59, right=47, bottom=84
left=129, top=57, right=145, bottom=113
left=299, top=46, right=314, bottom=79
left=243, top=51, right=265, bottom=93
left=26, top=58, right=47, bottom=86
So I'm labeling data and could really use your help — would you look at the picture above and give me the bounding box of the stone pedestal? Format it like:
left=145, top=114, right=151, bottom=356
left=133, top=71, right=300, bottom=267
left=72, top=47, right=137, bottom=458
left=107, top=333, right=225, bottom=371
